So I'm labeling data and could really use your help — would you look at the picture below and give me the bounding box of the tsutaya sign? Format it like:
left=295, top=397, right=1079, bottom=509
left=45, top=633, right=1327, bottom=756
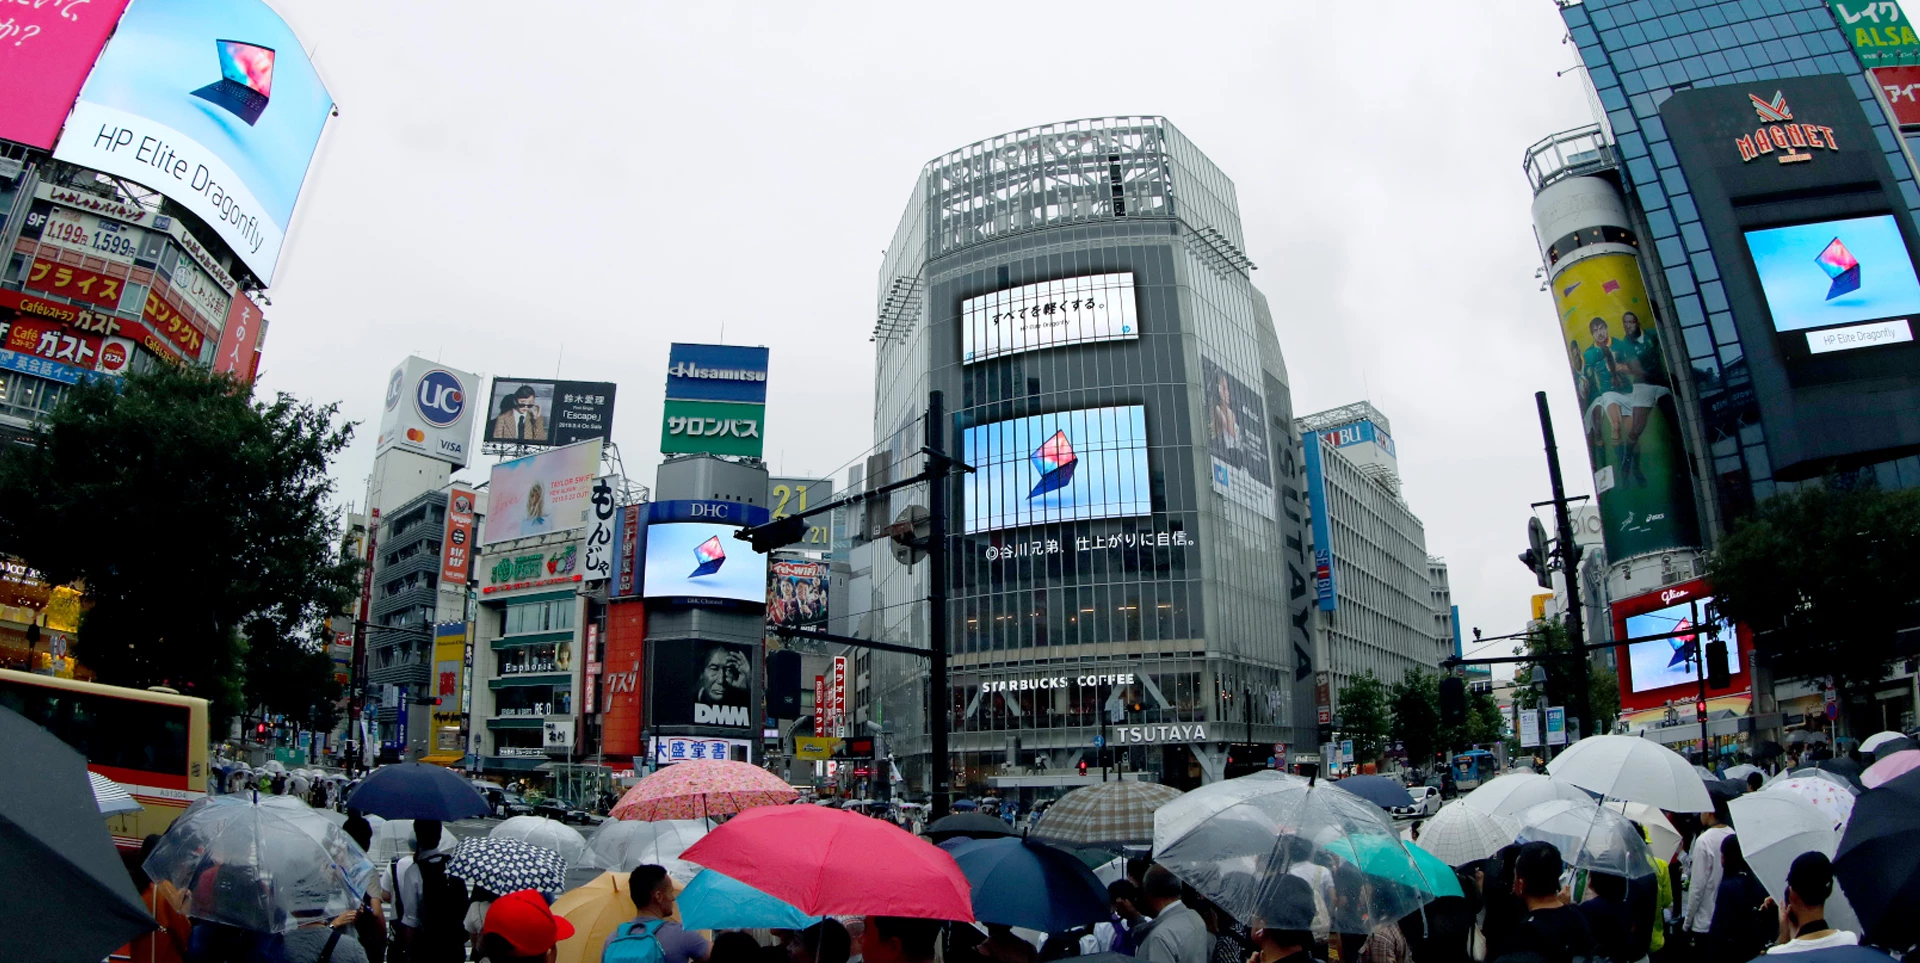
left=1734, top=91, right=1841, bottom=165
left=980, top=671, right=1137, bottom=694
left=1111, top=722, right=1210, bottom=746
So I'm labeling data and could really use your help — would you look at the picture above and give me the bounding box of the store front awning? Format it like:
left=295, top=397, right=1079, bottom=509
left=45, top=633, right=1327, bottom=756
left=1623, top=695, right=1752, bottom=730
left=417, top=753, right=465, bottom=767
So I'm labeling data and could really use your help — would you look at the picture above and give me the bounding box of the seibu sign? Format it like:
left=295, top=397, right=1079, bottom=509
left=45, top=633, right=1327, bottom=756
left=1734, top=91, right=1840, bottom=165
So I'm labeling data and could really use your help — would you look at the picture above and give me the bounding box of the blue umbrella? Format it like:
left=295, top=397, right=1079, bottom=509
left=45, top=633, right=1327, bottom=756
left=345, top=763, right=490, bottom=820
left=678, top=870, right=822, bottom=930
left=950, top=837, right=1110, bottom=931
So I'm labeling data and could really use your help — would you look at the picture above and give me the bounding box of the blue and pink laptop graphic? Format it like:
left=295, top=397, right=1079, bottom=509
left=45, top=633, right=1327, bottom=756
left=689, top=536, right=726, bottom=578
left=1028, top=430, right=1079, bottom=498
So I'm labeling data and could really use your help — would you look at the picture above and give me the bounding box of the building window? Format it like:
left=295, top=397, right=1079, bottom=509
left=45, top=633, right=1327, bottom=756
left=504, top=598, right=574, bottom=634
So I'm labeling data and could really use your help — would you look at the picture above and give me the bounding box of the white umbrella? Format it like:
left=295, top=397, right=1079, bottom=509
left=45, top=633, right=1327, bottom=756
left=1416, top=803, right=1519, bottom=867
left=89, top=771, right=144, bottom=816
left=1761, top=777, right=1856, bottom=831
left=489, top=815, right=588, bottom=866
left=1726, top=792, right=1862, bottom=934
left=1724, top=764, right=1763, bottom=783
left=1861, top=731, right=1907, bottom=754
left=1787, top=768, right=1860, bottom=795
left=1459, top=773, right=1592, bottom=818
left=1602, top=800, right=1682, bottom=863
left=580, top=817, right=709, bottom=880
left=1546, top=735, right=1713, bottom=813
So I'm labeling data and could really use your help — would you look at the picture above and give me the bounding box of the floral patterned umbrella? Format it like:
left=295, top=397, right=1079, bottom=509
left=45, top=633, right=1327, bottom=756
left=611, top=760, right=797, bottom=821
left=1762, top=776, right=1857, bottom=830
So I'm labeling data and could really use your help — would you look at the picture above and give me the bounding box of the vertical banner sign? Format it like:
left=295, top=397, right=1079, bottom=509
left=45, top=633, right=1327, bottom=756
left=814, top=675, right=827, bottom=736
left=214, top=292, right=264, bottom=379
left=584, top=623, right=600, bottom=714
left=584, top=474, right=620, bottom=581
left=612, top=504, right=643, bottom=598
left=1547, top=253, right=1701, bottom=561
left=1314, top=671, right=1332, bottom=726
left=831, top=656, right=848, bottom=738
left=1519, top=709, right=1543, bottom=748
left=1302, top=433, right=1337, bottom=611
left=1545, top=707, right=1568, bottom=746
left=439, top=487, right=477, bottom=588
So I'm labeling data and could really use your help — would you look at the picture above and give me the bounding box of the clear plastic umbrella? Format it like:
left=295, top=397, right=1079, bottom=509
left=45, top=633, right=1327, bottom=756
left=491, top=815, right=589, bottom=866
left=1458, top=773, right=1592, bottom=819
left=1153, top=776, right=1437, bottom=933
left=581, top=817, right=709, bottom=879
left=1602, top=800, right=1682, bottom=863
left=365, top=818, right=459, bottom=867
left=142, top=795, right=376, bottom=932
left=1513, top=798, right=1657, bottom=879
left=1415, top=802, right=1519, bottom=867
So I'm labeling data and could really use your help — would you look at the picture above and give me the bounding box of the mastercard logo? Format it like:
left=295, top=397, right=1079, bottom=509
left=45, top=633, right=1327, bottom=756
left=406, top=427, right=425, bottom=442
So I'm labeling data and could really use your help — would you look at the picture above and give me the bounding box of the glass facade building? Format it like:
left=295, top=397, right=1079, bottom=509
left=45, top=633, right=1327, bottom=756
left=849, top=118, right=1318, bottom=795
left=1547, top=0, right=1920, bottom=522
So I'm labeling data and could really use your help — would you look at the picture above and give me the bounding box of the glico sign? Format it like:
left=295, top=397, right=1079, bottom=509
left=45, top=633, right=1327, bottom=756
left=1734, top=91, right=1840, bottom=165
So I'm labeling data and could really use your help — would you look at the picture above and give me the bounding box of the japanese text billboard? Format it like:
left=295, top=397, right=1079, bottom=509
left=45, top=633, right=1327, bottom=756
left=661, top=398, right=765, bottom=458
left=483, top=378, right=618, bottom=447
left=483, top=438, right=603, bottom=545
left=1201, top=357, right=1273, bottom=518
left=53, top=0, right=335, bottom=283
left=1549, top=252, right=1701, bottom=562
left=583, top=474, right=620, bottom=582
left=962, top=272, right=1139, bottom=364
left=767, top=555, right=828, bottom=645
left=961, top=405, right=1151, bottom=535
left=213, top=292, right=263, bottom=379
left=0, top=0, right=131, bottom=149
left=377, top=357, right=479, bottom=469
left=432, top=620, right=466, bottom=734
left=652, top=640, right=754, bottom=729
left=1830, top=1, right=1920, bottom=67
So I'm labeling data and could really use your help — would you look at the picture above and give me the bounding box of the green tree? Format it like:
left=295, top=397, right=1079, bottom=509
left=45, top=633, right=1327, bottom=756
left=0, top=366, right=360, bottom=726
left=1707, top=484, right=1920, bottom=734
left=1464, top=690, right=1505, bottom=747
left=1390, top=668, right=1441, bottom=767
left=1337, top=670, right=1392, bottom=765
left=1511, top=619, right=1616, bottom=740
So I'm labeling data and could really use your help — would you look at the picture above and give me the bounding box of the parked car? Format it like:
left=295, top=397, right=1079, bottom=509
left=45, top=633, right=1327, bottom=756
left=1391, top=785, right=1443, bottom=819
left=486, top=788, right=535, bottom=819
left=534, top=796, right=591, bottom=824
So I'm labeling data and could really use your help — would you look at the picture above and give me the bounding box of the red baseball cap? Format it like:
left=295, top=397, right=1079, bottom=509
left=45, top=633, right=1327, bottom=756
left=480, top=889, right=577, bottom=956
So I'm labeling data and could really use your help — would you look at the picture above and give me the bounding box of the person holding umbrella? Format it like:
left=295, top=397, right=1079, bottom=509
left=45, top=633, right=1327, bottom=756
left=1684, top=795, right=1736, bottom=953
left=1136, top=866, right=1214, bottom=963
left=1247, top=875, right=1319, bottom=963
left=1763, top=853, right=1858, bottom=955
left=603, top=865, right=710, bottom=963
left=1491, top=842, right=1595, bottom=963
left=477, top=889, right=577, bottom=963
left=858, top=918, right=943, bottom=963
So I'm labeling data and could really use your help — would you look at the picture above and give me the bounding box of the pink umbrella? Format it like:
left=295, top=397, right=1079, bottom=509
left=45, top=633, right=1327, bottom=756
left=1761, top=776, right=1856, bottom=830
left=1863, top=749, right=1920, bottom=789
left=681, top=805, right=974, bottom=920
left=611, top=760, right=797, bottom=821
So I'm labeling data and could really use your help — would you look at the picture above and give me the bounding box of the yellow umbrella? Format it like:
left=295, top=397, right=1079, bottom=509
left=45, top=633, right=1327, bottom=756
left=552, top=871, right=687, bottom=963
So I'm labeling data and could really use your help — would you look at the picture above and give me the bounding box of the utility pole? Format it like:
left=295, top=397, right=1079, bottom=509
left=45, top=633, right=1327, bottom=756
left=925, top=391, right=953, bottom=820
left=1535, top=392, right=1593, bottom=741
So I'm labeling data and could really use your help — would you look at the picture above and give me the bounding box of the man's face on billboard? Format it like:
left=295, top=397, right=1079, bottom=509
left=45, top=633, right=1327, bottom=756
left=699, top=648, right=738, bottom=701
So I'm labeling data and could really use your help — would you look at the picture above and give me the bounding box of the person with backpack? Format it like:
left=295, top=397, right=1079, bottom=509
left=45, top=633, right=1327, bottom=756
left=391, top=820, right=468, bottom=963
left=603, top=865, right=710, bottom=963
left=475, top=889, right=576, bottom=963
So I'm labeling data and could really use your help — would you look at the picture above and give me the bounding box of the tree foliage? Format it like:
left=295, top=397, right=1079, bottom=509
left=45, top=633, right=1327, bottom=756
left=1337, top=670, right=1392, bottom=764
left=1707, top=484, right=1920, bottom=731
left=1510, top=618, right=1617, bottom=740
left=0, top=365, right=359, bottom=726
left=1390, top=668, right=1441, bottom=766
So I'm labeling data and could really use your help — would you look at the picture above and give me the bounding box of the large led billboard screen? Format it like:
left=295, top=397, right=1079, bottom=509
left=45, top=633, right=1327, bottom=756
left=1743, top=214, right=1920, bottom=354
left=962, top=273, right=1139, bottom=364
left=53, top=0, right=335, bottom=283
left=1201, top=357, right=1273, bottom=518
left=483, top=377, right=618, bottom=447
left=962, top=405, right=1151, bottom=535
left=642, top=521, right=769, bottom=604
left=1622, top=594, right=1741, bottom=694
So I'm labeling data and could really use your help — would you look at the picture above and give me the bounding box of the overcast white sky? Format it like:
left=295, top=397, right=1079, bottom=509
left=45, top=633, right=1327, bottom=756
left=260, top=1, right=1599, bottom=665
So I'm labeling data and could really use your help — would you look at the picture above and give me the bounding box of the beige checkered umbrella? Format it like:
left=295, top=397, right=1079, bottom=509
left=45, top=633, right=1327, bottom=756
left=1029, top=781, right=1183, bottom=846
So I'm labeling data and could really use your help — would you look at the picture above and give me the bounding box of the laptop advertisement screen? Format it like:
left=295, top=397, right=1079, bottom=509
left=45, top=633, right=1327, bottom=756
left=1744, top=214, right=1920, bottom=355
left=52, top=0, right=334, bottom=284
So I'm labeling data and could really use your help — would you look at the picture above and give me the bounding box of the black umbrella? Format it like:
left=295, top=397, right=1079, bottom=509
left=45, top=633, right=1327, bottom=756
left=950, top=837, right=1111, bottom=931
left=1334, top=775, right=1415, bottom=810
left=926, top=812, right=1017, bottom=841
left=345, top=762, right=490, bottom=820
left=1835, top=767, right=1920, bottom=947
left=1752, top=740, right=1785, bottom=760
left=0, top=705, right=155, bottom=963
left=1813, top=757, right=1866, bottom=789
left=1870, top=736, right=1916, bottom=761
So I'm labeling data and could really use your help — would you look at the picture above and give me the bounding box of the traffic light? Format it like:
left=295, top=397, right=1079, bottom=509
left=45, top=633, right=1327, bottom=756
left=1519, top=518, right=1552, bottom=589
left=1439, top=676, right=1468, bottom=728
left=1696, top=700, right=1709, bottom=722
left=740, top=515, right=808, bottom=554
left=1078, top=760, right=1088, bottom=776
left=1706, top=639, right=1731, bottom=689
left=256, top=722, right=267, bottom=736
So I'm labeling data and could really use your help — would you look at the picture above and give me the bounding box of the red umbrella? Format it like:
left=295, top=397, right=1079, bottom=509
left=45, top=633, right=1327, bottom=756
left=679, top=806, right=974, bottom=921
